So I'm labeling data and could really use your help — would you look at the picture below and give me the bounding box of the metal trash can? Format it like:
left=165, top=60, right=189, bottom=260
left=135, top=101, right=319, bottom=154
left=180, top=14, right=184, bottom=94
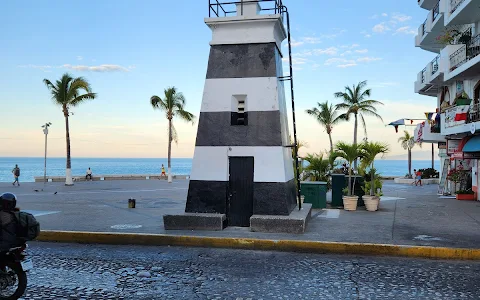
left=331, top=174, right=346, bottom=207
left=300, top=182, right=327, bottom=209
left=128, top=198, right=136, bottom=208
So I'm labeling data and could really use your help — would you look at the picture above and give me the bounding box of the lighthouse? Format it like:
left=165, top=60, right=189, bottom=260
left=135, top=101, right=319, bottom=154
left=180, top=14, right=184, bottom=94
left=164, top=0, right=311, bottom=233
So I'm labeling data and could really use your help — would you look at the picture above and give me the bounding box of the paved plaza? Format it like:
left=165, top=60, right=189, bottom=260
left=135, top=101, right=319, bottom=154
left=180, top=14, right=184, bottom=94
left=1, top=179, right=479, bottom=249
left=19, top=242, right=480, bottom=299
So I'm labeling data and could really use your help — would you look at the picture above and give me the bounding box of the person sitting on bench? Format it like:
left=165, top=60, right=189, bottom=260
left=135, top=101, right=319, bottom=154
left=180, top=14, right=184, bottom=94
left=86, top=167, right=93, bottom=181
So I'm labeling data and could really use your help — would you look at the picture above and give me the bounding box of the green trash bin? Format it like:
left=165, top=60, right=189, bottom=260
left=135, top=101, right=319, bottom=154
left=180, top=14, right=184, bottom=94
left=300, top=181, right=327, bottom=209
left=331, top=174, right=346, bottom=207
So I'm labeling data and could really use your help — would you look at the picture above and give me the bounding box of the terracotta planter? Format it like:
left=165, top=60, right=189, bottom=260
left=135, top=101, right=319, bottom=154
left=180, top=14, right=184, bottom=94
left=363, top=196, right=380, bottom=211
left=456, top=193, right=476, bottom=201
left=343, top=196, right=358, bottom=211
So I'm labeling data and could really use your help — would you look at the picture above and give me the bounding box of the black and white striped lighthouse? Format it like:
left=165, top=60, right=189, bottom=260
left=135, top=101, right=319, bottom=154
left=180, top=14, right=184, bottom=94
left=164, top=1, right=311, bottom=232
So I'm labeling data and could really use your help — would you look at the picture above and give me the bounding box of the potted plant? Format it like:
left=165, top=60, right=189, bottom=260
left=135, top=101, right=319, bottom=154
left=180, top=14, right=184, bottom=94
left=332, top=142, right=364, bottom=211
left=447, top=168, right=474, bottom=200
left=455, top=189, right=475, bottom=201
left=454, top=92, right=472, bottom=106
left=360, top=142, right=389, bottom=211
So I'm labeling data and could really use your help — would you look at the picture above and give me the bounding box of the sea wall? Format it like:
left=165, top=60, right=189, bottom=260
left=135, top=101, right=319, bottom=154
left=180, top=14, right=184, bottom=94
left=34, top=174, right=189, bottom=182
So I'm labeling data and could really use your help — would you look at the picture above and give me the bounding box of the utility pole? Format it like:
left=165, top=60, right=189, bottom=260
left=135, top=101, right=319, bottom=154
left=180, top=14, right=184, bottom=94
left=42, top=122, right=52, bottom=186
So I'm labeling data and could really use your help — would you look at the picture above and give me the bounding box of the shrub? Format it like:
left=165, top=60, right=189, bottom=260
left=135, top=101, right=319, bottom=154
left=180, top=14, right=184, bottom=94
left=419, top=168, right=439, bottom=179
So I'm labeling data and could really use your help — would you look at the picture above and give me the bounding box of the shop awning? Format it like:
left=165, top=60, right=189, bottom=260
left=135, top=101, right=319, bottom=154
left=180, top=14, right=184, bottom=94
left=463, top=135, right=480, bottom=153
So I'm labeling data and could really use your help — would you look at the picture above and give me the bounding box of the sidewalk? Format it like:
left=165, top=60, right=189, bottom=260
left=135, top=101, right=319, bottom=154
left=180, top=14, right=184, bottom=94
left=1, top=179, right=479, bottom=250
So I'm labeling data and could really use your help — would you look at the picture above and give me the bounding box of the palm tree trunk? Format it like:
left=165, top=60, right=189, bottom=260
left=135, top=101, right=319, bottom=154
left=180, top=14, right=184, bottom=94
left=328, top=132, right=333, bottom=154
left=64, top=108, right=73, bottom=186
left=353, top=114, right=358, bottom=169
left=371, top=162, right=375, bottom=196
left=348, top=167, right=352, bottom=196
left=167, top=117, right=173, bottom=183
left=408, top=149, right=412, bottom=177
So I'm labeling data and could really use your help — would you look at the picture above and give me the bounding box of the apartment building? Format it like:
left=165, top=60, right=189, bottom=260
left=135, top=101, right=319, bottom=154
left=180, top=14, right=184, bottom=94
left=414, top=0, right=480, bottom=198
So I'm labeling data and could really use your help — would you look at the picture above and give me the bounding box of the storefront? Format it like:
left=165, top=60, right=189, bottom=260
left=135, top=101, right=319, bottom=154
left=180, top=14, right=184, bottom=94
left=447, top=137, right=480, bottom=200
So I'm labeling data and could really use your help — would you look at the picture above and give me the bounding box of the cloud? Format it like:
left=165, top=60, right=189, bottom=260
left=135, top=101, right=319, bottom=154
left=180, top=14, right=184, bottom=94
left=360, top=31, right=372, bottom=38
left=382, top=13, right=388, bottom=17
left=77, top=56, right=83, bottom=61
left=313, top=47, right=338, bottom=55
left=62, top=64, right=130, bottom=72
left=301, top=36, right=322, bottom=44
left=338, top=63, right=357, bottom=68
left=391, top=13, right=412, bottom=22
left=290, top=39, right=305, bottom=47
left=355, top=49, right=369, bottom=54
left=395, top=26, right=417, bottom=35
left=357, top=56, right=383, bottom=62
left=18, top=64, right=53, bottom=71
left=18, top=63, right=132, bottom=73
left=373, top=22, right=390, bottom=33
left=324, top=58, right=356, bottom=68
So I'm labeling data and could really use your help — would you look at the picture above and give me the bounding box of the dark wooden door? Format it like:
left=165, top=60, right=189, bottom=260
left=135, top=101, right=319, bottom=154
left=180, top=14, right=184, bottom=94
left=227, top=157, right=254, bottom=227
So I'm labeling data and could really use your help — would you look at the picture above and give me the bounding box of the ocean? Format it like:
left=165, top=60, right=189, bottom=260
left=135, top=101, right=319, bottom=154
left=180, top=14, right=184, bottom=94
left=0, top=157, right=441, bottom=183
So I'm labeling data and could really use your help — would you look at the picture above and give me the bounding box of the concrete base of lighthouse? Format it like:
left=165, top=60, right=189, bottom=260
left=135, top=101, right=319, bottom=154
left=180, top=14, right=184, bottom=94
left=163, top=204, right=312, bottom=234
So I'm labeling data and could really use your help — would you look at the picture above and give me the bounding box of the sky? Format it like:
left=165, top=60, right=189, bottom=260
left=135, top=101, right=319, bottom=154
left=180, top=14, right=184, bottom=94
left=0, top=0, right=440, bottom=159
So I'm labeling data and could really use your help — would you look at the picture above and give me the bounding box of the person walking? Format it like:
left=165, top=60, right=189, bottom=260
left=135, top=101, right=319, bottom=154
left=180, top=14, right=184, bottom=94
left=11, top=164, right=20, bottom=186
left=161, top=164, right=167, bottom=178
left=86, top=167, right=93, bottom=181
left=415, top=169, right=423, bottom=186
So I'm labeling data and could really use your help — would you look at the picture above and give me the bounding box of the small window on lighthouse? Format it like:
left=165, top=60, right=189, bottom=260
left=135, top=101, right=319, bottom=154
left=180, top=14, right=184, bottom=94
left=231, top=95, right=248, bottom=126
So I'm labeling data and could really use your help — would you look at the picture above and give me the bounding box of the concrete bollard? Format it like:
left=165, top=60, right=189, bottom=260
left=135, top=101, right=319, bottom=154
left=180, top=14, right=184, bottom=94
left=128, top=198, right=136, bottom=208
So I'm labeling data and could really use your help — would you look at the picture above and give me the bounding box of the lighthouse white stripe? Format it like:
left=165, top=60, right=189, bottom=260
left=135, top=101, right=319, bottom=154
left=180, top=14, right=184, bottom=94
left=190, top=146, right=294, bottom=183
left=201, top=78, right=281, bottom=113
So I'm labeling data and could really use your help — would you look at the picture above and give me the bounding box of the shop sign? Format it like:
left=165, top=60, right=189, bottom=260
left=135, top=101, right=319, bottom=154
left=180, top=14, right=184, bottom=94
left=447, top=139, right=461, bottom=155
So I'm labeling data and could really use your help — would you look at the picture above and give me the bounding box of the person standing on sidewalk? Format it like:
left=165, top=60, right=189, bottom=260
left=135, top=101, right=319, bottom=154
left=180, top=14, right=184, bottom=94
left=11, top=164, right=20, bottom=186
left=161, top=164, right=167, bottom=178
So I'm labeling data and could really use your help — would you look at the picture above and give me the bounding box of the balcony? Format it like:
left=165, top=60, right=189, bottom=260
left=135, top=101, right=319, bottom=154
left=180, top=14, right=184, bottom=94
left=445, top=0, right=480, bottom=26
left=441, top=104, right=471, bottom=136
left=415, top=0, right=445, bottom=53
left=418, top=0, right=442, bottom=10
left=445, top=33, right=480, bottom=81
left=414, top=54, right=444, bottom=96
left=414, top=120, right=446, bottom=143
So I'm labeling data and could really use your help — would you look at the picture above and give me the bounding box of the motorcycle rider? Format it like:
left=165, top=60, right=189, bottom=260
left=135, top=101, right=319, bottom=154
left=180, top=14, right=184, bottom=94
left=0, top=193, right=21, bottom=252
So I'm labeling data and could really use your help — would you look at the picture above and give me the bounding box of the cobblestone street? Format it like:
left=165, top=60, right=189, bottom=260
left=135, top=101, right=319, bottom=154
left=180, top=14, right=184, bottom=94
left=15, top=242, right=480, bottom=299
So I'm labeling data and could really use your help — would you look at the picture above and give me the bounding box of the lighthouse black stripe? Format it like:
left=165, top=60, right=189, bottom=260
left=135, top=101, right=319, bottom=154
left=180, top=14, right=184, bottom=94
left=185, top=179, right=296, bottom=216
left=194, top=111, right=283, bottom=146
left=206, top=43, right=282, bottom=79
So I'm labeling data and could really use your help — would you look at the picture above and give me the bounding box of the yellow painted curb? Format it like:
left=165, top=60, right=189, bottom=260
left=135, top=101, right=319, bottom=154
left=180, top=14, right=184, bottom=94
left=37, top=230, right=480, bottom=260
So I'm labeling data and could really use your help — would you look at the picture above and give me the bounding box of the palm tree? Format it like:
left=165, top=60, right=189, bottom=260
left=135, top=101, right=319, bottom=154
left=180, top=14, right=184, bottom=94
left=398, top=130, right=418, bottom=178
left=303, top=153, right=331, bottom=185
left=361, top=141, right=390, bottom=196
left=43, top=73, right=96, bottom=186
left=334, top=80, right=384, bottom=168
left=306, top=101, right=342, bottom=153
left=332, top=142, right=364, bottom=196
left=151, top=87, right=195, bottom=183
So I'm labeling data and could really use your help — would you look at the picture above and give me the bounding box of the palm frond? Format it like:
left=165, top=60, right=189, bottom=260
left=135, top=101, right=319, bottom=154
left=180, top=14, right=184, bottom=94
left=360, top=114, right=367, bottom=137
left=150, top=95, right=167, bottom=110
left=70, top=93, right=97, bottom=106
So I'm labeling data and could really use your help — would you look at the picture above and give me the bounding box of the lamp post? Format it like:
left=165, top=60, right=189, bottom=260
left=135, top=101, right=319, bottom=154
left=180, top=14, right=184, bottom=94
left=42, top=122, right=52, bottom=186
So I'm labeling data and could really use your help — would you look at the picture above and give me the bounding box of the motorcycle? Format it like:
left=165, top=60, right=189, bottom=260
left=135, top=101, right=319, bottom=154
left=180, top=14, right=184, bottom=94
left=0, top=244, right=32, bottom=300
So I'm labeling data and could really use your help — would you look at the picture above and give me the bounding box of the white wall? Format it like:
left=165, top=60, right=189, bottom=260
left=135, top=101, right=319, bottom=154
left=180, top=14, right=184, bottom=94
left=206, top=17, right=286, bottom=53
left=190, top=146, right=294, bottom=183
left=201, top=78, right=280, bottom=112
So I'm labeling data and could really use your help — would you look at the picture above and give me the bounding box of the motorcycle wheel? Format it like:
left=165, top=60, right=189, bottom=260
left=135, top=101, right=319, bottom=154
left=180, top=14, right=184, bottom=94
left=0, top=261, right=27, bottom=300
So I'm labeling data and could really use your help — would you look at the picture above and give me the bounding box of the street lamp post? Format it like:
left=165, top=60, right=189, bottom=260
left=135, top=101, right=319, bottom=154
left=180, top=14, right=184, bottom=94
left=42, top=122, right=52, bottom=186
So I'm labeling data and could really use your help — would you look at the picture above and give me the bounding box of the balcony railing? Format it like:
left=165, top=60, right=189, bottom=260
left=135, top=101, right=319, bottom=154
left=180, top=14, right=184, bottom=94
left=433, top=1, right=440, bottom=21
left=450, top=0, right=466, bottom=14
left=469, top=103, right=480, bottom=123
left=421, top=67, right=427, bottom=83
left=444, top=105, right=469, bottom=128
left=208, top=0, right=284, bottom=17
left=449, top=33, right=480, bottom=71
left=422, top=19, right=427, bottom=36
left=431, top=55, right=440, bottom=75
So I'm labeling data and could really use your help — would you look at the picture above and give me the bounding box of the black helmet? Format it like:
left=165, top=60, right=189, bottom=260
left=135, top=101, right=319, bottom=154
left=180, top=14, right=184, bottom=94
left=0, top=193, right=17, bottom=211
